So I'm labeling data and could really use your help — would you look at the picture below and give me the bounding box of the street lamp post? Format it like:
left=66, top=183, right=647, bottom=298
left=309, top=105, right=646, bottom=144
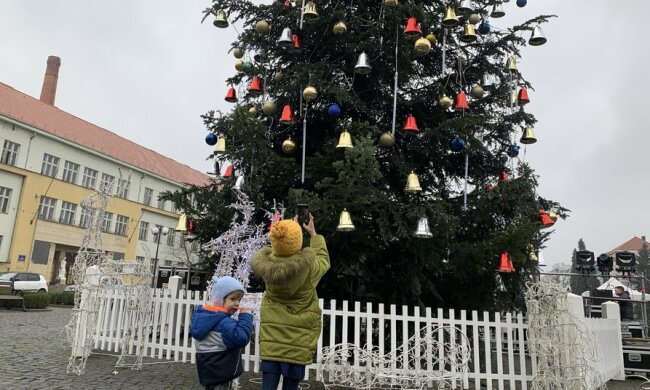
left=151, top=226, right=169, bottom=287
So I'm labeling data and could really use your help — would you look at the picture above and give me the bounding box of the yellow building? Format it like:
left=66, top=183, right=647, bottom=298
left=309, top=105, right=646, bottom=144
left=0, top=56, right=209, bottom=286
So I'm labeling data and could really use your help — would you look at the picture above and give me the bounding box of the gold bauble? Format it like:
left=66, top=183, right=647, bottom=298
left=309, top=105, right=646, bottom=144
left=255, top=20, right=271, bottom=35
left=378, top=132, right=395, bottom=148
left=282, top=137, right=296, bottom=154
left=274, top=71, right=284, bottom=82
left=234, top=59, right=244, bottom=71
left=384, top=0, right=398, bottom=7
left=414, top=37, right=431, bottom=56
left=233, top=47, right=244, bottom=59
left=471, top=84, right=484, bottom=99
left=548, top=211, right=558, bottom=222
left=248, top=106, right=258, bottom=117
left=333, top=21, right=347, bottom=35
left=302, top=86, right=318, bottom=102
left=438, top=94, right=453, bottom=109
left=468, top=14, right=481, bottom=24
left=425, top=32, right=437, bottom=44
left=262, top=100, right=277, bottom=115
left=295, top=0, right=303, bottom=7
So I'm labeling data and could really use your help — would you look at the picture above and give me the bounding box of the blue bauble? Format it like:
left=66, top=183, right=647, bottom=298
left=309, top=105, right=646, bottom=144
left=327, top=104, right=341, bottom=118
left=516, top=0, right=527, bottom=7
left=507, top=145, right=520, bottom=158
left=205, top=133, right=217, bottom=146
left=450, top=137, right=465, bottom=152
left=478, top=21, right=491, bottom=35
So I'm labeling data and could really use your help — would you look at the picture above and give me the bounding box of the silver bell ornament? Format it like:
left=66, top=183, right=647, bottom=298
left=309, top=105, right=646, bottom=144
left=354, top=52, right=372, bottom=74
left=414, top=217, right=433, bottom=238
left=278, top=27, right=293, bottom=48
left=529, top=25, right=547, bottom=46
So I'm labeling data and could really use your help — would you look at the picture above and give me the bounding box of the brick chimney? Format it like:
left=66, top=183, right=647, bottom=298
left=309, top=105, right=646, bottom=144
left=643, top=235, right=647, bottom=242
left=39, top=56, right=61, bottom=106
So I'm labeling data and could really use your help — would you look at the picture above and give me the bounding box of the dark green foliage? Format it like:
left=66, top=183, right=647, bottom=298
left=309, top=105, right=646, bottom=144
left=49, top=292, right=75, bottom=306
left=162, top=0, right=567, bottom=311
left=23, top=292, right=49, bottom=309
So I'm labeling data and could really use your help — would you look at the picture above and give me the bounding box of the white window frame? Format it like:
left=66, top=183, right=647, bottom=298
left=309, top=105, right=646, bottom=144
left=115, top=215, right=128, bottom=236
left=116, top=179, right=130, bottom=199
left=101, top=212, right=113, bottom=232
left=81, top=167, right=98, bottom=189
left=41, top=153, right=60, bottom=177
left=100, top=173, right=115, bottom=193
left=166, top=229, right=175, bottom=246
left=138, top=221, right=149, bottom=241
left=1, top=140, right=20, bottom=166
left=59, top=201, right=77, bottom=225
left=143, top=187, right=154, bottom=206
left=38, top=196, right=57, bottom=221
left=0, top=186, right=11, bottom=213
left=62, top=161, right=80, bottom=184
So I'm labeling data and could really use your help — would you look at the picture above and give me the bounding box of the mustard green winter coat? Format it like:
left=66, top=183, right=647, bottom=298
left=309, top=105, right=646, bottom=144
left=251, top=235, right=330, bottom=365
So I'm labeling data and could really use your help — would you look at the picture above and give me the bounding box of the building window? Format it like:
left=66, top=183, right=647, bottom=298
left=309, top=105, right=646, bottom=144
left=81, top=167, right=98, bottom=189
left=115, top=215, right=128, bottom=236
left=157, top=198, right=166, bottom=210
left=138, top=221, right=149, bottom=241
left=136, top=256, right=145, bottom=263
left=79, top=208, right=91, bottom=228
left=0, top=235, right=3, bottom=251
left=101, top=212, right=113, bottom=232
left=116, top=179, right=130, bottom=199
left=41, top=153, right=60, bottom=178
left=0, top=186, right=11, bottom=213
left=38, top=196, right=57, bottom=220
left=100, top=173, right=115, bottom=193
left=62, top=161, right=80, bottom=184
left=58, top=201, right=77, bottom=225
left=166, top=229, right=175, bottom=246
left=170, top=203, right=176, bottom=213
left=164, top=260, right=173, bottom=266
left=1, top=140, right=20, bottom=166
left=143, top=188, right=154, bottom=206
left=179, top=236, right=186, bottom=249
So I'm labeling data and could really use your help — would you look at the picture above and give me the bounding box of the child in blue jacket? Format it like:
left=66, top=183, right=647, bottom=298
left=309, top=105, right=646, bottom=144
left=191, top=276, right=254, bottom=390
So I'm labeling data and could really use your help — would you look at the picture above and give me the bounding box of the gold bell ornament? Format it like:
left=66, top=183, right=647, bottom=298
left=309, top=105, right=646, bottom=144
left=333, top=21, right=347, bottom=35
left=460, top=23, right=477, bottom=43
left=302, top=86, right=318, bottom=102
left=232, top=47, right=244, bottom=59
left=214, top=137, right=226, bottom=153
left=520, top=126, right=537, bottom=144
left=175, top=213, right=188, bottom=232
left=248, top=106, right=258, bottom=117
left=438, top=94, right=453, bottom=109
left=425, top=32, right=437, bottom=44
left=235, top=59, right=244, bottom=72
left=378, top=132, right=395, bottom=148
left=303, top=1, right=319, bottom=21
left=528, top=245, right=539, bottom=262
left=278, top=27, right=293, bottom=48
left=414, top=216, right=433, bottom=238
left=282, top=137, right=296, bottom=154
left=274, top=71, right=284, bottom=82
left=336, top=130, right=353, bottom=148
left=213, top=10, right=229, bottom=28
left=337, top=209, right=355, bottom=231
left=442, top=7, right=460, bottom=29
left=384, top=0, right=398, bottom=7
left=405, top=171, right=422, bottom=192
left=414, top=37, right=431, bottom=56
left=471, top=84, right=484, bottom=99
left=506, top=55, right=517, bottom=71
left=255, top=20, right=271, bottom=35
left=262, top=100, right=277, bottom=115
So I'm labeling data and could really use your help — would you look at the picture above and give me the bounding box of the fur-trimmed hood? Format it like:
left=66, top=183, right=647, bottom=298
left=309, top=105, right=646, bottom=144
left=251, top=246, right=316, bottom=285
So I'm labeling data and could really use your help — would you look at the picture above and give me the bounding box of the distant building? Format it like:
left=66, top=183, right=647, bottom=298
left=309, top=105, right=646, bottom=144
left=0, top=56, right=209, bottom=286
left=607, top=236, right=650, bottom=257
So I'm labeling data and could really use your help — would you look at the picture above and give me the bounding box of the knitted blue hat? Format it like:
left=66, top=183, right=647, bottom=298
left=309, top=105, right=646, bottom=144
left=211, top=276, right=245, bottom=306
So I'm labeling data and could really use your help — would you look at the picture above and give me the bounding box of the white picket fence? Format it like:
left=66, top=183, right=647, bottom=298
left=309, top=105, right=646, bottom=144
left=90, top=286, right=624, bottom=389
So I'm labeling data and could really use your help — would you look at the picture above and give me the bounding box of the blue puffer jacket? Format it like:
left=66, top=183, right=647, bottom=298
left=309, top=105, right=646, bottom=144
left=191, top=306, right=254, bottom=386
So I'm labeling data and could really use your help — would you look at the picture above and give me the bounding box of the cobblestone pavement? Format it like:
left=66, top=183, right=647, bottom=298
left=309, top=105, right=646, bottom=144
left=0, top=307, right=647, bottom=389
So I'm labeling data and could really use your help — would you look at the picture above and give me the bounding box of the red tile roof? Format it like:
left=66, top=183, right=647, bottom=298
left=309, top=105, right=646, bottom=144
left=0, top=82, right=210, bottom=186
left=611, top=236, right=650, bottom=252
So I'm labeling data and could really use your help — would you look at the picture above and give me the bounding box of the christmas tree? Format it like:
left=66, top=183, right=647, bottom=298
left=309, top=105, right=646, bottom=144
left=164, top=0, right=567, bottom=311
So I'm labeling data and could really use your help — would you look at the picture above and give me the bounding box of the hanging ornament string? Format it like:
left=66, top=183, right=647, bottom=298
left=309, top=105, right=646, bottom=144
left=463, top=154, right=469, bottom=210
left=390, top=24, right=399, bottom=136
left=441, top=29, right=448, bottom=74
left=301, top=111, right=307, bottom=184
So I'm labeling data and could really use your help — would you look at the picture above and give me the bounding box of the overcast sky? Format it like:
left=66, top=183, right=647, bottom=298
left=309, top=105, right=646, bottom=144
left=1, top=1, right=648, bottom=266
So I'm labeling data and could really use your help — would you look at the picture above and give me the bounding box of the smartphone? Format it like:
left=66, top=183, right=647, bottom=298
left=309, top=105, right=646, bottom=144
left=297, top=204, right=310, bottom=227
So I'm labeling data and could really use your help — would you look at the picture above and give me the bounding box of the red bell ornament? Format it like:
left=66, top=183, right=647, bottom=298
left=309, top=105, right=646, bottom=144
left=291, top=34, right=302, bottom=53
left=403, top=17, right=422, bottom=38
left=497, top=251, right=516, bottom=273
left=500, top=171, right=509, bottom=181
left=454, top=91, right=469, bottom=110
left=248, top=76, right=263, bottom=95
left=225, top=87, right=237, bottom=103
left=538, top=209, right=555, bottom=227
left=403, top=114, right=419, bottom=132
left=517, top=87, right=530, bottom=105
left=279, top=104, right=295, bottom=124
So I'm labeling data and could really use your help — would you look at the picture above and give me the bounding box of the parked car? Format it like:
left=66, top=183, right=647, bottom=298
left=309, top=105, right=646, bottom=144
left=0, top=272, right=48, bottom=294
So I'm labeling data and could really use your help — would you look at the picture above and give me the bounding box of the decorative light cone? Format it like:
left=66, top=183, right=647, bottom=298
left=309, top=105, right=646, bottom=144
left=491, top=4, right=505, bottom=18
left=354, top=52, right=372, bottom=74
left=506, top=55, right=517, bottom=71
left=378, top=132, right=395, bottom=148
left=233, top=47, right=244, bottom=59
left=279, top=104, right=295, bottom=124
left=175, top=213, right=188, bottom=231
left=403, top=17, right=422, bottom=39
left=333, top=21, right=347, bottom=34
left=457, top=0, right=474, bottom=15
left=291, top=34, right=302, bottom=53
left=282, top=137, right=296, bottom=154
left=529, top=25, right=547, bottom=46
left=517, top=88, right=530, bottom=104
left=337, top=209, right=355, bottom=231
left=442, top=7, right=460, bottom=28
left=454, top=91, right=469, bottom=110
left=303, top=1, right=319, bottom=21
left=478, top=20, right=491, bottom=35
left=248, top=76, right=263, bottom=95
left=405, top=171, right=422, bottom=192
left=235, top=59, right=244, bottom=71
left=336, top=130, right=353, bottom=148
left=213, top=10, right=229, bottom=28
left=520, top=127, right=537, bottom=144
left=471, top=84, right=484, bottom=99
left=414, top=217, right=433, bottom=238
left=262, top=100, right=277, bottom=115
left=497, top=251, right=515, bottom=273
left=225, top=87, right=237, bottom=103
left=234, top=175, right=245, bottom=190
left=303, top=86, right=318, bottom=102
left=403, top=114, right=419, bottom=132
left=414, top=37, right=431, bottom=55
left=278, top=27, right=293, bottom=48
left=468, top=13, right=481, bottom=24
left=500, top=170, right=509, bottom=182
left=255, top=20, right=271, bottom=35
left=384, top=0, right=398, bottom=7
left=439, top=94, right=453, bottom=109
left=538, top=209, right=555, bottom=227
left=214, top=137, right=226, bottom=153
left=460, top=23, right=477, bottom=43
